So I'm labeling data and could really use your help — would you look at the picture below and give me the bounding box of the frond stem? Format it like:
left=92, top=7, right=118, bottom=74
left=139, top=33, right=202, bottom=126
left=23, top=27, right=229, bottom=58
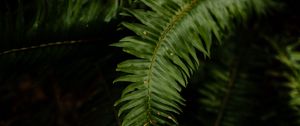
left=214, top=57, right=240, bottom=126
left=144, top=0, right=198, bottom=123
left=0, top=39, right=99, bottom=56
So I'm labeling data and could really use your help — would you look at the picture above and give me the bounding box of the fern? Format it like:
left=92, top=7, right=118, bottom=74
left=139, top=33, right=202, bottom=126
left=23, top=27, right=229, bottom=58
left=0, top=1, right=121, bottom=125
left=266, top=37, right=300, bottom=125
left=181, top=30, right=272, bottom=126
left=3, top=0, right=300, bottom=126
left=194, top=64, right=261, bottom=126
left=112, top=0, right=274, bottom=125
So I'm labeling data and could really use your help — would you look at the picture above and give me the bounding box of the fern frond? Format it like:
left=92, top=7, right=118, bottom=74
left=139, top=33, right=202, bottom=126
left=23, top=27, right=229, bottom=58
left=0, top=0, right=119, bottom=45
left=198, top=59, right=257, bottom=126
left=113, top=0, right=274, bottom=125
left=195, top=64, right=259, bottom=126
left=30, top=0, right=118, bottom=30
left=269, top=38, right=300, bottom=125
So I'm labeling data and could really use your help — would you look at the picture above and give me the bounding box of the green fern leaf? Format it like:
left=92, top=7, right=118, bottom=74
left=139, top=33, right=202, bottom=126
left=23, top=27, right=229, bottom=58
left=269, top=38, right=300, bottom=125
left=113, top=0, right=274, bottom=125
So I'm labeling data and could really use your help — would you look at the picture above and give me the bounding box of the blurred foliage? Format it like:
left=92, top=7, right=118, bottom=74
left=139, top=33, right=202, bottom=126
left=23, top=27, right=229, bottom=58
left=0, top=0, right=123, bottom=126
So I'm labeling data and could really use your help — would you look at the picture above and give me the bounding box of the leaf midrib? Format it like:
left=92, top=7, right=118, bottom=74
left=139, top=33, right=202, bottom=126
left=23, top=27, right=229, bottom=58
left=144, top=0, right=198, bottom=123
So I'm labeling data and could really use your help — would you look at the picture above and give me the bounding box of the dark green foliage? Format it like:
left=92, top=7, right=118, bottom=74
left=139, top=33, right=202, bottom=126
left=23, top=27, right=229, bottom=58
left=0, top=0, right=122, bottom=125
left=112, top=0, right=275, bottom=125
left=0, top=0, right=300, bottom=126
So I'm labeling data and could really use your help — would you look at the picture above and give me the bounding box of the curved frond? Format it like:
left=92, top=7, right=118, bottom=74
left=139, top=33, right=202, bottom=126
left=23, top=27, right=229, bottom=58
left=113, top=0, right=274, bottom=125
left=195, top=64, right=260, bottom=126
left=267, top=38, right=300, bottom=125
left=0, top=0, right=119, bottom=45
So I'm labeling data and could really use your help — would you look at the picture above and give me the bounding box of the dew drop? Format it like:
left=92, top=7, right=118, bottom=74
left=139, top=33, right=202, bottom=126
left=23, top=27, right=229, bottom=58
left=143, top=31, right=147, bottom=35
